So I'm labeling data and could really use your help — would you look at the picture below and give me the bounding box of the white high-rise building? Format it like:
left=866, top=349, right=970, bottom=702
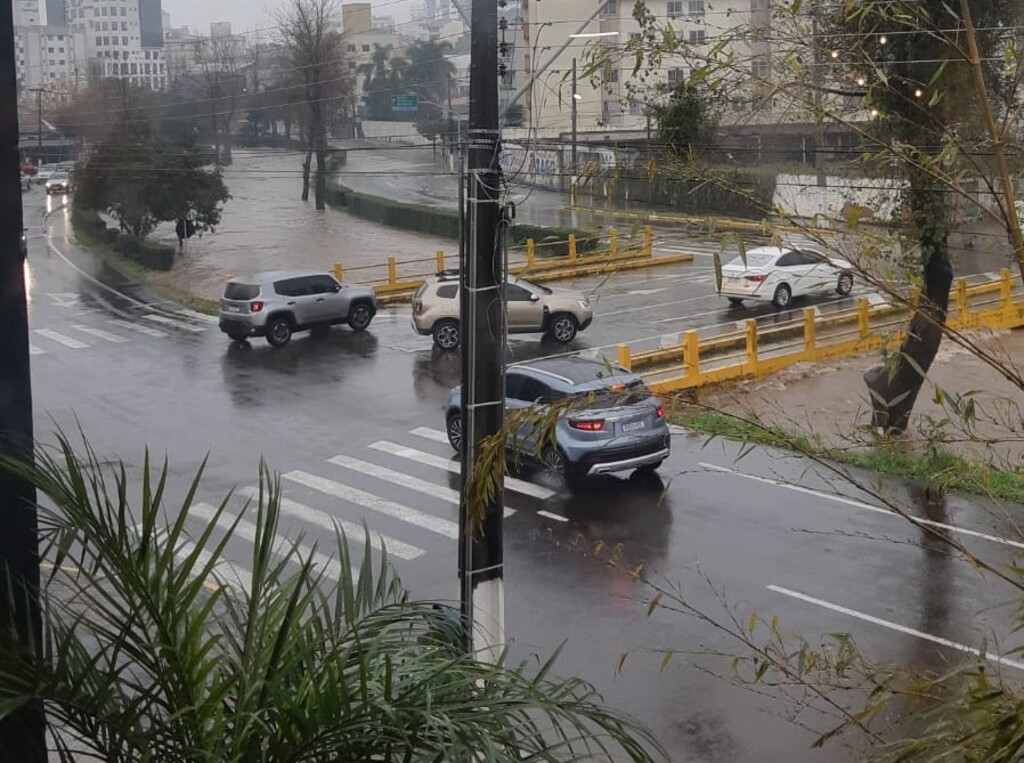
left=14, top=0, right=41, bottom=25
left=64, top=0, right=166, bottom=89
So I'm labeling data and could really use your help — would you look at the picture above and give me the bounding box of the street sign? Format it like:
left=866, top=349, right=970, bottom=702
left=391, top=95, right=418, bottom=112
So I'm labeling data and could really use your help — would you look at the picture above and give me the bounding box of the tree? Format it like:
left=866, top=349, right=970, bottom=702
left=0, top=434, right=664, bottom=762
left=358, top=43, right=407, bottom=121
left=74, top=116, right=229, bottom=239
left=401, top=39, right=456, bottom=141
left=648, top=84, right=718, bottom=161
left=276, top=0, right=351, bottom=211
left=192, top=33, right=248, bottom=166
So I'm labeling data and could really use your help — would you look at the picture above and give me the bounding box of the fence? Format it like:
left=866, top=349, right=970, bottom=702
left=608, top=270, right=1024, bottom=394
left=331, top=226, right=693, bottom=304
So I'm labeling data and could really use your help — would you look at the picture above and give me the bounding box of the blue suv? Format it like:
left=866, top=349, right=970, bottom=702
left=445, top=356, right=670, bottom=482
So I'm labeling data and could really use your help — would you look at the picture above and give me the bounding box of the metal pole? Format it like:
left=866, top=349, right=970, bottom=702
left=571, top=57, right=578, bottom=180
left=0, top=0, right=43, bottom=759
left=459, top=0, right=504, bottom=663
left=36, top=89, right=43, bottom=155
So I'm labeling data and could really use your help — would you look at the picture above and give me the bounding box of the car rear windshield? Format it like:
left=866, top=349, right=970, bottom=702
left=571, top=379, right=651, bottom=409
left=224, top=283, right=260, bottom=300
left=729, top=252, right=776, bottom=268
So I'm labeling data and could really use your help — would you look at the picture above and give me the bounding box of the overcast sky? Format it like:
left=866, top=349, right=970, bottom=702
left=163, top=0, right=410, bottom=37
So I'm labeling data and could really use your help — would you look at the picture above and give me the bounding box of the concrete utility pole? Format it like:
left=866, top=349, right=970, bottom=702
left=571, top=57, right=578, bottom=181
left=459, top=0, right=505, bottom=662
left=0, top=1, right=44, bottom=760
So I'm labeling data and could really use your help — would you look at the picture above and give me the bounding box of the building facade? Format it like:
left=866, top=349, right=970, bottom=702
left=138, top=0, right=161, bottom=48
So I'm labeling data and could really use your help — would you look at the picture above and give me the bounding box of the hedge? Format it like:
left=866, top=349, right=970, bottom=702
left=71, top=208, right=176, bottom=271
left=326, top=182, right=599, bottom=258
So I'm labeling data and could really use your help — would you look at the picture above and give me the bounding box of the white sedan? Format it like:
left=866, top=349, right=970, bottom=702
left=719, top=245, right=854, bottom=310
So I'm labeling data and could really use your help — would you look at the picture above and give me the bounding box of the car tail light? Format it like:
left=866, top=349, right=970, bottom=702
left=250, top=301, right=264, bottom=313
left=569, top=419, right=605, bottom=432
left=413, top=300, right=423, bottom=316
left=745, top=274, right=767, bottom=282
left=656, top=405, right=665, bottom=418
left=219, top=298, right=225, bottom=308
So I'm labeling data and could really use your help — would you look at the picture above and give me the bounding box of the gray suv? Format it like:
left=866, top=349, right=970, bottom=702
left=219, top=270, right=377, bottom=347
left=444, top=356, right=670, bottom=483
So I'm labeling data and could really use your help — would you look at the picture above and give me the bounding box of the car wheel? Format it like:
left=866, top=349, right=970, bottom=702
left=432, top=319, right=461, bottom=351
left=266, top=317, right=293, bottom=347
left=727, top=297, right=744, bottom=307
left=772, top=284, right=792, bottom=310
left=836, top=272, right=854, bottom=296
left=446, top=413, right=463, bottom=454
left=548, top=313, right=579, bottom=344
left=348, top=303, right=373, bottom=331
left=540, top=446, right=583, bottom=485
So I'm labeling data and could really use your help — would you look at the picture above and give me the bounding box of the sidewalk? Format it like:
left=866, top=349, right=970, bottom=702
left=700, top=328, right=1024, bottom=468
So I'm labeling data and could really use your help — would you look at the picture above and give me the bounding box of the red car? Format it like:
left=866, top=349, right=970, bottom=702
left=20, top=162, right=37, bottom=176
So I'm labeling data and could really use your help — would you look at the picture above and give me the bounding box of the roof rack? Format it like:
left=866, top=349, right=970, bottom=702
left=436, top=268, right=461, bottom=281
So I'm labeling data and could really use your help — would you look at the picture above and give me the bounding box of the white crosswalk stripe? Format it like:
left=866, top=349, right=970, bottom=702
left=142, top=313, right=206, bottom=333
left=190, top=502, right=352, bottom=581
left=283, top=470, right=460, bottom=539
left=29, top=344, right=47, bottom=356
left=388, top=436, right=556, bottom=501
left=239, top=488, right=426, bottom=561
left=128, top=524, right=252, bottom=593
left=34, top=328, right=89, bottom=349
left=176, top=309, right=219, bottom=324
left=109, top=319, right=168, bottom=338
left=71, top=324, right=130, bottom=343
left=327, top=454, right=516, bottom=518
left=409, top=426, right=448, bottom=444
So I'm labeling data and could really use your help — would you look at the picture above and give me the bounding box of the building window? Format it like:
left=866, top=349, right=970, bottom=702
left=96, top=36, right=102, bottom=45
left=688, top=0, right=705, bottom=16
left=145, top=50, right=150, bottom=59
left=688, top=29, right=706, bottom=43
left=667, top=67, right=686, bottom=85
left=101, top=6, right=107, bottom=15
left=48, top=47, right=54, bottom=52
left=59, top=59, right=65, bottom=65
left=751, top=56, right=769, bottom=78
left=131, top=63, right=137, bottom=74
left=120, top=6, right=126, bottom=14
left=120, top=62, right=128, bottom=73
left=361, top=44, right=370, bottom=52
left=601, top=0, right=617, bottom=15
left=607, top=67, right=619, bottom=83
left=57, top=35, right=64, bottom=40
left=348, top=61, right=357, bottom=69
left=629, top=32, right=642, bottom=43
left=347, top=44, right=355, bottom=52
left=122, top=22, right=127, bottom=30
left=122, top=36, right=128, bottom=45
left=667, top=1, right=683, bottom=18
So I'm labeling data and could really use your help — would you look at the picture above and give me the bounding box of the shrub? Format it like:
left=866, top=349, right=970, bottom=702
left=71, top=207, right=175, bottom=271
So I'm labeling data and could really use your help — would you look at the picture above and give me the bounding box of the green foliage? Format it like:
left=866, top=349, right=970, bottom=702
left=74, top=117, right=230, bottom=240
left=71, top=208, right=176, bottom=271
left=649, top=84, right=719, bottom=160
left=0, top=433, right=663, bottom=762
left=402, top=40, right=457, bottom=141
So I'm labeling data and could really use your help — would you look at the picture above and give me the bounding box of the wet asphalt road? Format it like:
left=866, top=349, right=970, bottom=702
left=22, top=189, right=1024, bottom=762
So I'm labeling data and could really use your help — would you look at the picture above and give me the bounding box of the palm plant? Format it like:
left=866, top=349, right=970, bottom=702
left=0, top=433, right=663, bottom=762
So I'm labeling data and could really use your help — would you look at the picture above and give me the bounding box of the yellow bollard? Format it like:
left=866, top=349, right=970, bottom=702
left=436, top=250, right=445, bottom=273
left=568, top=234, right=577, bottom=263
left=908, top=284, right=920, bottom=311
left=609, top=228, right=619, bottom=258
left=526, top=238, right=536, bottom=269
left=858, top=297, right=870, bottom=339
left=387, top=257, right=397, bottom=285
left=803, top=307, right=816, bottom=357
left=745, top=319, right=758, bottom=366
left=683, top=330, right=700, bottom=380
left=1001, top=268, right=1013, bottom=323
left=333, top=262, right=343, bottom=282
left=616, top=343, right=631, bottom=371
left=956, top=277, right=968, bottom=323
left=644, top=225, right=653, bottom=258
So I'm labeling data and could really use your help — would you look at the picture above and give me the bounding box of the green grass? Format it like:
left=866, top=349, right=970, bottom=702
left=674, top=410, right=1024, bottom=505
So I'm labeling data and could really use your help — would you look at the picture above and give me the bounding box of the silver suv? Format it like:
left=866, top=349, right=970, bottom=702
left=219, top=270, right=377, bottom=347
left=444, top=356, right=670, bottom=484
left=412, top=271, right=593, bottom=351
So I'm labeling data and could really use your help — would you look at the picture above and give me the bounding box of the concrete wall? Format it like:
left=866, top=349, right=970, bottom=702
left=359, top=120, right=430, bottom=146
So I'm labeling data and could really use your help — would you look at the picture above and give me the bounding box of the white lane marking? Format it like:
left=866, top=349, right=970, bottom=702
left=768, top=585, right=1024, bottom=672
left=142, top=314, right=206, bottom=333
left=71, top=324, right=130, bottom=343
left=410, top=426, right=449, bottom=444
left=179, top=540, right=254, bottom=593
left=34, top=329, right=89, bottom=349
left=626, top=288, right=668, bottom=296
left=47, top=292, right=83, bottom=308
left=190, top=502, right=350, bottom=581
left=176, top=309, right=218, bottom=324
left=29, top=345, right=47, bottom=356
left=537, top=510, right=569, bottom=523
left=595, top=293, right=720, bottom=318
left=328, top=454, right=516, bottom=518
left=109, top=319, right=167, bottom=338
left=283, top=470, right=459, bottom=539
left=700, top=462, right=1024, bottom=551
left=377, top=439, right=556, bottom=501
left=239, top=488, right=425, bottom=561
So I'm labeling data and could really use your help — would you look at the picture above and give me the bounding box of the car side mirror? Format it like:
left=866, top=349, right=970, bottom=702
left=333, top=283, right=342, bottom=292
left=530, top=293, right=540, bottom=302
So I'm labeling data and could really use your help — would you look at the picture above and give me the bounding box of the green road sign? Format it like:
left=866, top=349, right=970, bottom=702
left=391, top=95, right=418, bottom=112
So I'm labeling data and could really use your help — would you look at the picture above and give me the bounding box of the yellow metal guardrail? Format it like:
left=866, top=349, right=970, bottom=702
left=331, top=226, right=693, bottom=304
left=608, top=269, right=1024, bottom=394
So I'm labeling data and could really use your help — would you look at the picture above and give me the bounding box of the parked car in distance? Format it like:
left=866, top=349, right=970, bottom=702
left=412, top=270, right=594, bottom=351
left=444, top=356, right=670, bottom=484
left=719, top=245, right=854, bottom=309
left=45, top=172, right=71, bottom=195
left=34, top=165, right=55, bottom=184
left=218, top=270, right=377, bottom=347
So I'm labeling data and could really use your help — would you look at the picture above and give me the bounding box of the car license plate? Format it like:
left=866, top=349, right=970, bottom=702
left=227, top=306, right=243, bottom=313
left=621, top=420, right=646, bottom=432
